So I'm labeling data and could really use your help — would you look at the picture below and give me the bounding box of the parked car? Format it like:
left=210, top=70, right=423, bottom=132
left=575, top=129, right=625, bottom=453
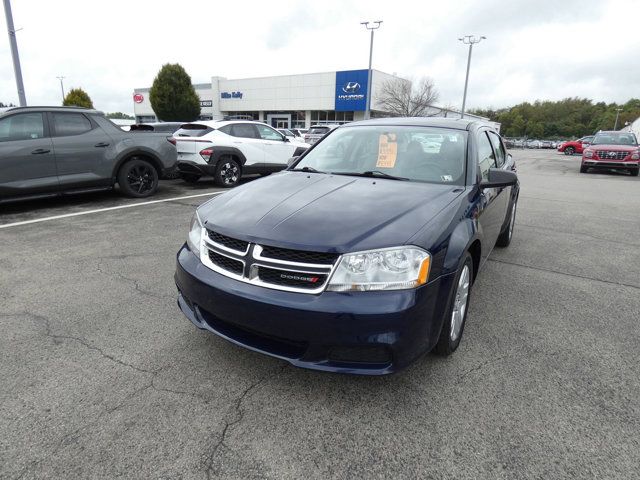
left=526, top=139, right=542, bottom=149
left=304, top=124, right=340, bottom=145
left=557, top=135, right=594, bottom=155
left=175, top=118, right=519, bottom=374
left=171, top=120, right=309, bottom=187
left=540, top=140, right=553, bottom=149
left=292, top=128, right=308, bottom=138
left=129, top=122, right=183, bottom=133
left=581, top=131, right=639, bottom=176
left=0, top=106, right=177, bottom=203
left=278, top=128, right=297, bottom=142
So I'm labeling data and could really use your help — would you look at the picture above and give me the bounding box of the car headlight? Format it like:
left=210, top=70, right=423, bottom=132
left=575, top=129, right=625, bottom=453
left=584, top=150, right=593, bottom=158
left=326, top=247, right=431, bottom=292
left=187, top=211, right=204, bottom=259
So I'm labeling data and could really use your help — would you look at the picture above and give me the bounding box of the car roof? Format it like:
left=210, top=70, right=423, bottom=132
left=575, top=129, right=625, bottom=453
left=344, top=117, right=487, bottom=131
left=0, top=106, right=103, bottom=116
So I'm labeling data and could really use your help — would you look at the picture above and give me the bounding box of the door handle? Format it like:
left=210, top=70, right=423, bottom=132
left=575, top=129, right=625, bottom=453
left=94, top=142, right=110, bottom=148
left=31, top=148, right=50, bottom=154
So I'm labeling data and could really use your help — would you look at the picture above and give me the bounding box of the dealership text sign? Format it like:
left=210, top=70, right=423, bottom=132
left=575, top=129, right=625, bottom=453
left=335, top=70, right=369, bottom=112
left=220, top=91, right=243, bottom=99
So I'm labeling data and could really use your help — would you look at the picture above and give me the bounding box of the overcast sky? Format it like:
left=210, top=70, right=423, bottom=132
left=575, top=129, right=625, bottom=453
left=1, top=0, right=638, bottom=114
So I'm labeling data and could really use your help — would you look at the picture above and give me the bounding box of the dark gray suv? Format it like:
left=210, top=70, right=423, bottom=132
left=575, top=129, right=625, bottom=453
left=0, top=106, right=177, bottom=203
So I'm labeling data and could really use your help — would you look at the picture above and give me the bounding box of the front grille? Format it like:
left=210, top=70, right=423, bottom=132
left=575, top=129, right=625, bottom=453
left=260, top=245, right=338, bottom=265
left=596, top=150, right=628, bottom=160
left=257, top=266, right=328, bottom=290
left=207, top=230, right=249, bottom=252
left=208, top=251, right=244, bottom=275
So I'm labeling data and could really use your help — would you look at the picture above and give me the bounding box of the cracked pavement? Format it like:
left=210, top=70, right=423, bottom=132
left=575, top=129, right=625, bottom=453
left=1, top=153, right=639, bottom=479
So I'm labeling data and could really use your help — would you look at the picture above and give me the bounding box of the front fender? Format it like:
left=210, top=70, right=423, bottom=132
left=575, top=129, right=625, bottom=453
left=443, top=218, right=480, bottom=275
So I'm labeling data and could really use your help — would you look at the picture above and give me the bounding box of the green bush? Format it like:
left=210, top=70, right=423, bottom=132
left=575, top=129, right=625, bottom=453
left=149, top=64, right=200, bottom=121
left=63, top=88, right=94, bottom=109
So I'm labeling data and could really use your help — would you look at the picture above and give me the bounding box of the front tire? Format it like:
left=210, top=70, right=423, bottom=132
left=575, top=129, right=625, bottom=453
left=580, top=165, right=588, bottom=173
left=117, top=158, right=158, bottom=198
left=564, top=146, right=575, bottom=155
left=434, top=253, right=473, bottom=356
left=214, top=156, right=241, bottom=188
left=630, top=169, right=639, bottom=177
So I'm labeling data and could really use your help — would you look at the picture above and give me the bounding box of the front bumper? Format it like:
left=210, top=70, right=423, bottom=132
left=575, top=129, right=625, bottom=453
left=174, top=245, right=454, bottom=375
left=583, top=159, right=639, bottom=170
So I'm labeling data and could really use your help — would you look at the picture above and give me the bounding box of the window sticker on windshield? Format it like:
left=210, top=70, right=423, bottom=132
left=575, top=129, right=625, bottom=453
left=441, top=175, right=453, bottom=182
left=376, top=133, right=398, bottom=168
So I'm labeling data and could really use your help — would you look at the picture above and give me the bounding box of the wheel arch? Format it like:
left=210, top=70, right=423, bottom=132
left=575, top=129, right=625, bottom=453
left=112, top=148, right=164, bottom=182
left=443, top=218, right=482, bottom=282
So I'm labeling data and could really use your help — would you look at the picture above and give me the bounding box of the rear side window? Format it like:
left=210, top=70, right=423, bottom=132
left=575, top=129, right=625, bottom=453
left=487, top=131, right=506, bottom=167
left=175, top=124, right=213, bottom=137
left=0, top=113, right=45, bottom=142
left=52, top=113, right=92, bottom=136
left=224, top=123, right=259, bottom=139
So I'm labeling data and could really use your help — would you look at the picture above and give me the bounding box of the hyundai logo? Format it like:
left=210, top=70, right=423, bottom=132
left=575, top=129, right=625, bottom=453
left=342, top=82, right=361, bottom=94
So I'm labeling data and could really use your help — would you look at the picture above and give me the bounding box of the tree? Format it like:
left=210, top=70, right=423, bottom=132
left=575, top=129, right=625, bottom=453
left=375, top=77, right=440, bottom=117
left=107, top=112, right=134, bottom=120
left=149, top=63, right=200, bottom=121
left=63, top=88, right=94, bottom=108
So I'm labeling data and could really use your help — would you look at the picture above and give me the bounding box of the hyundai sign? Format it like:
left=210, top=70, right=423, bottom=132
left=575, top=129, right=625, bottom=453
left=335, top=70, right=369, bottom=112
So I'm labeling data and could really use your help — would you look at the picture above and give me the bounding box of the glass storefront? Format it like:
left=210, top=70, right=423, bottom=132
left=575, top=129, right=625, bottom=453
left=310, top=111, right=354, bottom=125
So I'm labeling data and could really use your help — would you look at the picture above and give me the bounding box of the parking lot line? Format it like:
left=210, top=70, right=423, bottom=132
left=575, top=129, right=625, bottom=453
left=0, top=191, right=223, bottom=230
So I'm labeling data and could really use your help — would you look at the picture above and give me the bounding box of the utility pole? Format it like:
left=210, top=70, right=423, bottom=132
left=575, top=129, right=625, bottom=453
left=458, top=35, right=486, bottom=119
left=3, top=0, right=27, bottom=106
left=613, top=107, right=623, bottom=130
left=57, top=76, right=66, bottom=103
left=361, top=20, right=382, bottom=120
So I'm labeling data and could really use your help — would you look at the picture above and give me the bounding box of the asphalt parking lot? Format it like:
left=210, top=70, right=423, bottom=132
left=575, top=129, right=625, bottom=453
left=1, top=150, right=639, bottom=479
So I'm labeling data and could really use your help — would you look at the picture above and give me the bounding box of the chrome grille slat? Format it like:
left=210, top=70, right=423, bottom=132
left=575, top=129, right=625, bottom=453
left=201, top=231, right=338, bottom=294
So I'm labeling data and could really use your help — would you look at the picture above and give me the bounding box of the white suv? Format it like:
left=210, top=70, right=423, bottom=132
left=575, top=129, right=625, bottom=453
left=172, top=120, right=309, bottom=187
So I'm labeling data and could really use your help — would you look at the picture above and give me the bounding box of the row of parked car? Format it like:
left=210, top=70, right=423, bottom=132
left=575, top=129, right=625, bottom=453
left=505, top=138, right=564, bottom=149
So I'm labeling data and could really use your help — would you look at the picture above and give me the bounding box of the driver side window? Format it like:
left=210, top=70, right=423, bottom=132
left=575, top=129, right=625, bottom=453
left=477, top=132, right=496, bottom=181
left=256, top=124, right=284, bottom=141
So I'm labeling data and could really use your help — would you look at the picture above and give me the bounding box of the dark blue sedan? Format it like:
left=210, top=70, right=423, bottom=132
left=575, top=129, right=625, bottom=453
left=175, top=118, right=519, bottom=375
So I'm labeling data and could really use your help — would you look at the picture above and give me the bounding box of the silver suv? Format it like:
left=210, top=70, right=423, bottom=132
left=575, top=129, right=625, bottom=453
left=303, top=124, right=340, bottom=145
left=0, top=106, right=177, bottom=203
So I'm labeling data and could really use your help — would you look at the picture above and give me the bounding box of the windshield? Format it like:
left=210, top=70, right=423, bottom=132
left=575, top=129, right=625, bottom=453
left=591, top=132, right=638, bottom=146
left=295, top=126, right=468, bottom=185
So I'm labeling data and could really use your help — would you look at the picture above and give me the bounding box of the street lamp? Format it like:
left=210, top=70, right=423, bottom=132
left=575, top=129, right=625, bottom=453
left=361, top=20, right=382, bottom=120
left=458, top=35, right=486, bottom=119
left=57, top=76, right=66, bottom=103
left=613, top=107, right=623, bottom=130
left=3, top=0, right=27, bottom=106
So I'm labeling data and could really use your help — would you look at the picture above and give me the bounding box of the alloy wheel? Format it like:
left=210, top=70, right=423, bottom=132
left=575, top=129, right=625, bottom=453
left=450, top=265, right=470, bottom=342
left=126, top=164, right=155, bottom=194
left=220, top=162, right=239, bottom=185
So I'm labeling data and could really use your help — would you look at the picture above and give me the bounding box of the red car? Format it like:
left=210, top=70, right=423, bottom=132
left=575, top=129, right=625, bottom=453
left=581, top=131, right=639, bottom=176
left=557, top=135, right=594, bottom=155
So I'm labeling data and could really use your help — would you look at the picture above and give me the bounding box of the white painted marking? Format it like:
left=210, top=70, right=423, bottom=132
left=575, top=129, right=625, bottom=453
left=0, top=191, right=224, bottom=229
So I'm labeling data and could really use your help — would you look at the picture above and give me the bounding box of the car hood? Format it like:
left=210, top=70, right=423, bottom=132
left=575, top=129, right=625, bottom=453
left=588, top=145, right=638, bottom=152
left=198, top=171, right=462, bottom=253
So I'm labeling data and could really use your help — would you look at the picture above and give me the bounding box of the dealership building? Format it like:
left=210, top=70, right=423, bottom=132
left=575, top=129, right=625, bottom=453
left=133, top=69, right=486, bottom=128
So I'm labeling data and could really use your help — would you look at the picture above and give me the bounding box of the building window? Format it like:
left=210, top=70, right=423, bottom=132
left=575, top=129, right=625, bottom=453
left=310, top=111, right=353, bottom=125
left=135, top=115, right=157, bottom=123
left=224, top=111, right=259, bottom=121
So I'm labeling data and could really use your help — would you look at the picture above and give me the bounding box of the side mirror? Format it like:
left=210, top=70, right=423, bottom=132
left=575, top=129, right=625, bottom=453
left=283, top=136, right=290, bottom=142
left=480, top=168, right=518, bottom=189
left=287, top=156, right=299, bottom=167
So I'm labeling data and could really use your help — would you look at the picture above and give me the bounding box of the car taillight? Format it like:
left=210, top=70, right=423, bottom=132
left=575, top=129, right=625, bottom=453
left=167, top=137, right=176, bottom=145
left=200, top=148, right=214, bottom=162
left=584, top=150, right=593, bottom=159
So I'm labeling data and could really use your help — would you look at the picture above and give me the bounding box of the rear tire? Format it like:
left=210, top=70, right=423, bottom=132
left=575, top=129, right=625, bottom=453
left=117, top=158, right=158, bottom=198
left=630, top=169, right=639, bottom=177
left=434, top=253, right=474, bottom=356
left=496, top=198, right=517, bottom=247
left=564, top=146, right=575, bottom=155
left=214, top=156, right=241, bottom=188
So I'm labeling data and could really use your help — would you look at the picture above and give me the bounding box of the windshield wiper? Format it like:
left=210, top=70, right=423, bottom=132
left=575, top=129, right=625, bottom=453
left=332, top=170, right=409, bottom=181
left=290, top=166, right=326, bottom=174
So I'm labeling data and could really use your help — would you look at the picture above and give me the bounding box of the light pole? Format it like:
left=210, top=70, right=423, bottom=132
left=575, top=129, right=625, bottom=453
left=3, top=0, right=27, bottom=106
left=361, top=20, right=382, bottom=120
left=613, top=107, right=623, bottom=130
left=57, top=76, right=66, bottom=103
left=458, top=35, right=486, bottom=119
